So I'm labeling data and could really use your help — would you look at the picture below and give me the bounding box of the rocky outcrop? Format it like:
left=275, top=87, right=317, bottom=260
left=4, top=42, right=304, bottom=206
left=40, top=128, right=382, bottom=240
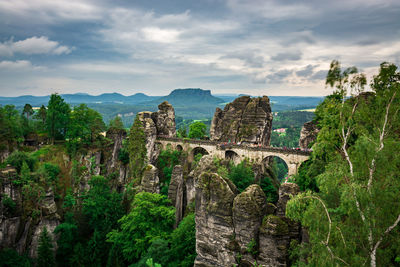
left=137, top=101, right=176, bottom=163
left=152, top=101, right=176, bottom=137
left=139, top=164, right=160, bottom=194
left=137, top=111, right=158, bottom=164
left=233, top=184, right=266, bottom=266
left=299, top=121, right=319, bottom=149
left=105, top=128, right=127, bottom=170
left=276, top=183, right=300, bottom=217
left=258, top=183, right=301, bottom=267
left=192, top=155, right=302, bottom=267
left=210, top=96, right=273, bottom=145
left=168, top=165, right=185, bottom=227
left=195, top=171, right=238, bottom=267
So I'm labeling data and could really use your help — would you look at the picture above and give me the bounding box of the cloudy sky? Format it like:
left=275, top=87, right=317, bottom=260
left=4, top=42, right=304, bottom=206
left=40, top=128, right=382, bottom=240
left=0, top=0, right=399, bottom=97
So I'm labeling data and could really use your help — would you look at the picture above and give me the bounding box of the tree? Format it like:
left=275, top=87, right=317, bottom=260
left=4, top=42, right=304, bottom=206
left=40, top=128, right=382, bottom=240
left=82, top=175, right=124, bottom=265
left=23, top=104, right=34, bottom=120
left=0, top=105, right=23, bottom=144
left=67, top=104, right=105, bottom=144
left=109, top=116, right=124, bottom=131
left=54, top=213, right=78, bottom=267
left=127, top=115, right=147, bottom=181
left=177, top=126, right=187, bottom=138
left=168, top=213, right=197, bottom=267
left=287, top=61, right=400, bottom=267
left=228, top=160, right=255, bottom=192
left=37, top=227, right=55, bottom=267
left=46, top=94, right=70, bottom=142
left=107, top=192, right=175, bottom=263
left=188, top=121, right=207, bottom=139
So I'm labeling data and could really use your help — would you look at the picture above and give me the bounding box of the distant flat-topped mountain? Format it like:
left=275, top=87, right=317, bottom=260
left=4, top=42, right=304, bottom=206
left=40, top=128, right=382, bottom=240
left=153, top=88, right=224, bottom=106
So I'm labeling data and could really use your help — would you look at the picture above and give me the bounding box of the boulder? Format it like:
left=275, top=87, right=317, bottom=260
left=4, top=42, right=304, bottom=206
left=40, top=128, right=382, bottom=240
left=210, top=96, right=273, bottom=145
left=299, top=121, right=319, bottom=149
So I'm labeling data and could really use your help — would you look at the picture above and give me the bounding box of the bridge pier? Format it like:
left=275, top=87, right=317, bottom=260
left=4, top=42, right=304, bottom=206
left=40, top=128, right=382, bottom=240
left=287, top=163, right=299, bottom=177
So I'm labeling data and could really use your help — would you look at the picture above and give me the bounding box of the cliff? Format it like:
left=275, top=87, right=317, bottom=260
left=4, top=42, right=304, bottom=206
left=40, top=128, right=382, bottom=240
left=210, top=95, right=273, bottom=145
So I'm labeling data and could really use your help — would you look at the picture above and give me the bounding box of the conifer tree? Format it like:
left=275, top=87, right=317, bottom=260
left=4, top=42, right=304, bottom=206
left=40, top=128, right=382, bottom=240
left=127, top=115, right=147, bottom=181
left=37, top=227, right=55, bottom=267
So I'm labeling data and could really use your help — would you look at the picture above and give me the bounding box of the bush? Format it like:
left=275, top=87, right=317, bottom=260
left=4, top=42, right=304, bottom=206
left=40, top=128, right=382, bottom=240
left=6, top=151, right=36, bottom=173
left=228, top=161, right=255, bottom=192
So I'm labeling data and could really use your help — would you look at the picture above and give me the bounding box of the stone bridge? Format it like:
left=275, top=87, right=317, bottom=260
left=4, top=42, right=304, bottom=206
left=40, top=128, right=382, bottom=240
left=156, top=136, right=311, bottom=176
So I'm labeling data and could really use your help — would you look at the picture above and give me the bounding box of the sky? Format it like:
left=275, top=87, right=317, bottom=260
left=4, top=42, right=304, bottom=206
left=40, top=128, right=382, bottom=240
left=0, top=0, right=399, bottom=97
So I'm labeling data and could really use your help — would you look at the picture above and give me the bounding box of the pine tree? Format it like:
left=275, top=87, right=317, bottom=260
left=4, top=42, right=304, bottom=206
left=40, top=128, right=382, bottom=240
left=37, top=227, right=55, bottom=267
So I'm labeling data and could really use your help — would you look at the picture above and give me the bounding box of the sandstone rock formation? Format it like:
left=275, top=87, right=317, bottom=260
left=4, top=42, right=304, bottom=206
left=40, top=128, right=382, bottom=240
left=168, top=165, right=185, bottom=227
left=233, top=184, right=266, bottom=266
left=299, top=121, right=319, bottom=149
left=152, top=101, right=176, bottom=137
left=137, top=101, right=176, bottom=163
left=192, top=154, right=302, bottom=267
left=137, top=111, right=159, bottom=164
left=139, top=164, right=160, bottom=194
left=195, top=171, right=238, bottom=267
left=210, top=95, right=273, bottom=145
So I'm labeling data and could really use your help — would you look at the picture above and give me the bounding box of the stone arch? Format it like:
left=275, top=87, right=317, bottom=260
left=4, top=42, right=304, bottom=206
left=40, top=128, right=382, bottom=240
left=176, top=144, right=183, bottom=151
left=190, top=146, right=209, bottom=162
left=192, top=147, right=209, bottom=157
left=225, top=150, right=240, bottom=164
left=262, top=155, right=289, bottom=182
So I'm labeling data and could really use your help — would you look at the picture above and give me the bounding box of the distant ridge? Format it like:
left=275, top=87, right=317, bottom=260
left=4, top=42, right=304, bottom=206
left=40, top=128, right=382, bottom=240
left=0, top=92, right=157, bottom=106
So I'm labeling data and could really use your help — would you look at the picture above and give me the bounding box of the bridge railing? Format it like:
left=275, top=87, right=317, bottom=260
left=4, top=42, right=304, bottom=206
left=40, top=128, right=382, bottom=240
left=156, top=135, right=311, bottom=156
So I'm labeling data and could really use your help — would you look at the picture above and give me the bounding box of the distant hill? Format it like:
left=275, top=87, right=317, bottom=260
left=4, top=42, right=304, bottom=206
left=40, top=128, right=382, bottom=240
left=153, top=88, right=224, bottom=106
left=0, top=92, right=158, bottom=106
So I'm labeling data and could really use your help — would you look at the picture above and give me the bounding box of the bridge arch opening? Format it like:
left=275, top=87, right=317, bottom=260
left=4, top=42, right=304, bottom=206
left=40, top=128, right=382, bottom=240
left=190, top=147, right=209, bottom=162
left=225, top=150, right=240, bottom=165
left=176, top=144, right=183, bottom=151
left=262, top=156, right=288, bottom=182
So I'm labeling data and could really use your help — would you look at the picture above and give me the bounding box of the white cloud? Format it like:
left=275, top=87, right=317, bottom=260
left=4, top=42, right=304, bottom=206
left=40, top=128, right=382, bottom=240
left=0, top=0, right=101, bottom=22
left=0, top=36, right=72, bottom=56
left=0, top=60, right=44, bottom=71
left=141, top=27, right=182, bottom=43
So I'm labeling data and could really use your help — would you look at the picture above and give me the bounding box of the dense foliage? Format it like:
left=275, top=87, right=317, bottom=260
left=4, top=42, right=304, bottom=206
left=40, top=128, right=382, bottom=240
left=188, top=121, right=207, bottom=139
left=287, top=61, right=400, bottom=266
left=157, top=147, right=181, bottom=195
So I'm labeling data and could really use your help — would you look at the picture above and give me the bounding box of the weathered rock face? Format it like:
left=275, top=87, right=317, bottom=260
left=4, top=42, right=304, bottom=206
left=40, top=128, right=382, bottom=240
left=139, top=164, right=160, bottom=194
left=210, top=96, right=273, bottom=145
left=168, top=165, right=185, bottom=228
left=195, top=172, right=238, bottom=267
left=105, top=128, right=127, bottom=170
left=29, top=219, right=59, bottom=258
left=137, top=111, right=159, bottom=164
left=257, top=183, right=301, bottom=267
left=299, top=121, right=319, bottom=149
left=276, top=183, right=300, bottom=217
left=233, top=184, right=266, bottom=265
left=152, top=101, right=176, bottom=137
left=137, top=101, right=176, bottom=163
left=192, top=156, right=302, bottom=267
